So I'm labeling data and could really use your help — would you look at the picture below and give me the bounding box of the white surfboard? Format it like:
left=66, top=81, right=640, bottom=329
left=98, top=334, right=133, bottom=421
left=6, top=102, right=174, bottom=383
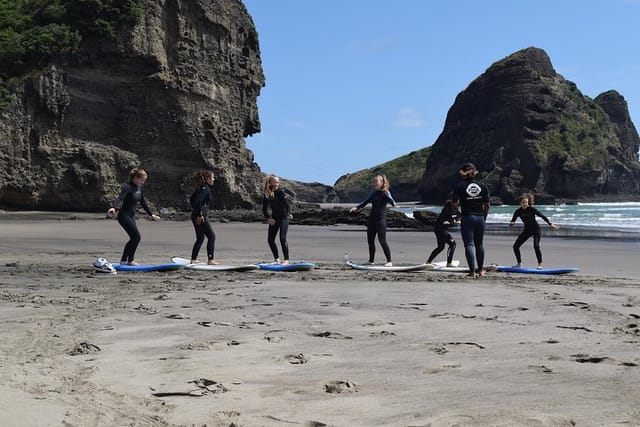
left=346, top=261, right=432, bottom=272
left=171, top=257, right=258, bottom=272
left=429, top=260, right=469, bottom=272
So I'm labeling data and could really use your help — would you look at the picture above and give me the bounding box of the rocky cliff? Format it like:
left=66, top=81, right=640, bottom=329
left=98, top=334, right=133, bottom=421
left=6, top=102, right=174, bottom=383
left=0, top=0, right=264, bottom=211
left=418, top=47, right=640, bottom=204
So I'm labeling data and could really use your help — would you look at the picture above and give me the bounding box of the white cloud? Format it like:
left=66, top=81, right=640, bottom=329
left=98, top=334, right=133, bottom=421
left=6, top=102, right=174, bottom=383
left=392, top=108, right=425, bottom=128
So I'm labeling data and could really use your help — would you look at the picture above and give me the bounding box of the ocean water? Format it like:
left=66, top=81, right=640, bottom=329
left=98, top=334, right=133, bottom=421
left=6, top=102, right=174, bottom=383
left=401, top=202, right=640, bottom=239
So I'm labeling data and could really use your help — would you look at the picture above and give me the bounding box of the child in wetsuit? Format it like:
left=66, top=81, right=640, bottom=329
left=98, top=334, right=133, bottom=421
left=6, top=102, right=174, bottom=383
left=509, top=192, right=559, bottom=268
left=107, top=168, right=161, bottom=265
left=262, top=174, right=293, bottom=265
left=350, top=174, right=397, bottom=267
left=189, top=169, right=218, bottom=265
left=425, top=199, right=460, bottom=266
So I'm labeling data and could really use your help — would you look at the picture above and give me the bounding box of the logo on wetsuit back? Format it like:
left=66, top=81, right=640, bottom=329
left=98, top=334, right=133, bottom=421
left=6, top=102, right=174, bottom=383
left=465, top=183, right=482, bottom=198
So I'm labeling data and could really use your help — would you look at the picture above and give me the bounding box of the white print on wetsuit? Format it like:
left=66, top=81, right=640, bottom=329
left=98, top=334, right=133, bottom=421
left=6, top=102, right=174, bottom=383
left=465, top=183, right=482, bottom=198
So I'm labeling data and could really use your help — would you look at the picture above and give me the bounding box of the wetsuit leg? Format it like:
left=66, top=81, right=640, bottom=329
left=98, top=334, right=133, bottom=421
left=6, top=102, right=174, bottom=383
left=203, top=220, right=216, bottom=260
left=191, top=217, right=205, bottom=260
left=532, top=229, right=542, bottom=264
left=278, top=217, right=290, bottom=260
left=446, top=232, right=457, bottom=265
left=473, top=216, right=486, bottom=271
left=376, top=219, right=392, bottom=262
left=118, top=214, right=141, bottom=263
left=460, top=215, right=482, bottom=272
left=366, top=224, right=377, bottom=263
left=427, top=228, right=447, bottom=263
left=267, top=221, right=281, bottom=259
left=513, top=229, right=532, bottom=264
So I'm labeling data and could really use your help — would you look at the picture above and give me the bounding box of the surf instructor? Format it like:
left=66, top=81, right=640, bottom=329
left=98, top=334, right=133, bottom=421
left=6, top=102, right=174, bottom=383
left=452, top=163, right=490, bottom=278
left=107, top=168, right=160, bottom=266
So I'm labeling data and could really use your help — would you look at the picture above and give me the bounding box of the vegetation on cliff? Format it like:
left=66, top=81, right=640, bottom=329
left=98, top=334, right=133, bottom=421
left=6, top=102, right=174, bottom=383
left=334, top=146, right=431, bottom=201
left=0, top=0, right=142, bottom=109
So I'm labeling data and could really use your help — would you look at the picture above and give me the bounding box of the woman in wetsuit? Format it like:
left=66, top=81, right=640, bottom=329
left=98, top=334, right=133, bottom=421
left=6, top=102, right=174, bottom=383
left=350, top=174, right=397, bottom=267
left=189, top=169, right=218, bottom=265
left=262, top=174, right=293, bottom=265
left=425, top=198, right=460, bottom=267
left=107, top=168, right=160, bottom=265
left=452, top=163, right=490, bottom=278
left=509, top=192, right=559, bottom=268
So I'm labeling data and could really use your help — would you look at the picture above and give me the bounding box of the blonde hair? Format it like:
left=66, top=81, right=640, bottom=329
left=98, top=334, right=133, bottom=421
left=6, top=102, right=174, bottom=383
left=193, top=169, right=214, bottom=187
left=263, top=174, right=280, bottom=198
left=129, top=168, right=147, bottom=181
left=519, top=192, right=534, bottom=205
left=374, top=174, right=390, bottom=193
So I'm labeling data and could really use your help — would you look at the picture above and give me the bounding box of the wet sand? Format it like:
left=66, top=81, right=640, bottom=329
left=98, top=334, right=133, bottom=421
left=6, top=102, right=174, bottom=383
left=1, top=216, right=639, bottom=426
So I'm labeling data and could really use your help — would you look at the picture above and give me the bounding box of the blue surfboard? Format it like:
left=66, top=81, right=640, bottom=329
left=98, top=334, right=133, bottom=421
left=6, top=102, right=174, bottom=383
left=257, top=262, right=316, bottom=272
left=496, top=266, right=578, bottom=275
left=113, top=262, right=184, bottom=272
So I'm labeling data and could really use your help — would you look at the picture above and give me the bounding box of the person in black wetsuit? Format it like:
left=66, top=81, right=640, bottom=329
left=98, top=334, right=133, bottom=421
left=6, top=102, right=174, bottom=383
left=262, top=174, right=293, bottom=265
left=350, top=174, right=397, bottom=267
left=451, top=163, right=490, bottom=278
left=425, top=198, right=460, bottom=266
left=107, top=168, right=160, bottom=265
left=509, top=192, right=559, bottom=268
left=189, top=169, right=219, bottom=265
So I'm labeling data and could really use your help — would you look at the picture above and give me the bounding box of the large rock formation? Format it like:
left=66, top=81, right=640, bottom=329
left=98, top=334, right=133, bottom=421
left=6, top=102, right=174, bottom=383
left=418, top=47, right=640, bottom=204
left=0, top=0, right=264, bottom=211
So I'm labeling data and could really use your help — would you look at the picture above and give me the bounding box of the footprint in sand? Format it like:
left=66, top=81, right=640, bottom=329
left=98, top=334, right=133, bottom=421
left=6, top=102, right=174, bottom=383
left=528, top=364, right=553, bottom=373
left=284, top=353, right=309, bottom=364
left=311, top=331, right=352, bottom=340
left=166, top=313, right=190, bottom=319
left=68, top=342, right=101, bottom=356
left=134, top=304, right=158, bottom=315
left=369, top=330, right=396, bottom=337
left=324, top=380, right=359, bottom=394
left=264, top=330, right=286, bottom=342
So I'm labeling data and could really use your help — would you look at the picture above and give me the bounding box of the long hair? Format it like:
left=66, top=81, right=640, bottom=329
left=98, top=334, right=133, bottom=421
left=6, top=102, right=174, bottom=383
left=458, top=163, right=478, bottom=180
left=519, top=192, right=534, bottom=205
left=129, top=167, right=147, bottom=181
left=374, top=174, right=390, bottom=193
left=263, top=174, right=279, bottom=199
left=193, top=169, right=213, bottom=187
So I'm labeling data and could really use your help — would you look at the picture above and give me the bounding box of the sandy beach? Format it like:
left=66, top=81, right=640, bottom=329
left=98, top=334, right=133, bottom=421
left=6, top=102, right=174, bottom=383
left=1, top=214, right=639, bottom=426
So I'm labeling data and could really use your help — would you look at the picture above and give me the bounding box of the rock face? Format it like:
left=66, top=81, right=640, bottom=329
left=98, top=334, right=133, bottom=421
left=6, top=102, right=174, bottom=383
left=418, top=47, right=640, bottom=204
left=278, top=178, right=340, bottom=204
left=0, top=0, right=264, bottom=211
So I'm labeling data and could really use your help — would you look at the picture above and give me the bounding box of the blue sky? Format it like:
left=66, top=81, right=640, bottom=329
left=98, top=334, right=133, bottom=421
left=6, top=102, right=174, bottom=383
left=243, top=0, right=640, bottom=185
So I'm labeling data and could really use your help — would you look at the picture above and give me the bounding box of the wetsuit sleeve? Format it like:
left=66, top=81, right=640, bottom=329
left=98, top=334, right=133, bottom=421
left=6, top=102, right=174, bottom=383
left=262, top=196, right=269, bottom=219
left=139, top=190, right=153, bottom=216
left=510, top=209, right=520, bottom=223
left=112, top=183, right=131, bottom=209
left=533, top=207, right=552, bottom=225
left=386, top=191, right=397, bottom=207
left=280, top=191, right=292, bottom=215
left=356, top=190, right=375, bottom=209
